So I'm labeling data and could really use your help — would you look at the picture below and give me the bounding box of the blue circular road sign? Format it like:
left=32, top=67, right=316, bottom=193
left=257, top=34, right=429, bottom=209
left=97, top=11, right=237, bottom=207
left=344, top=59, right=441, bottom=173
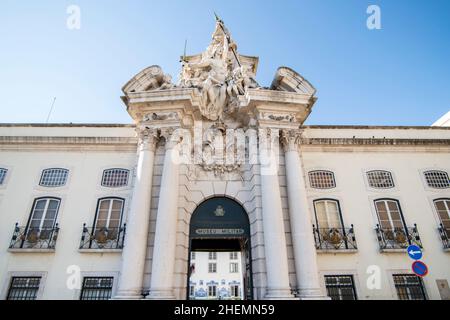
left=407, top=245, right=422, bottom=260
left=412, top=261, right=428, bottom=277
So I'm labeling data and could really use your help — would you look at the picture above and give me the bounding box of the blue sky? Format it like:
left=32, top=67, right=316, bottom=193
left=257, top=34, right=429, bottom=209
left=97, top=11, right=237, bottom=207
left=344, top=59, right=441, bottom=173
left=0, top=0, right=449, bottom=125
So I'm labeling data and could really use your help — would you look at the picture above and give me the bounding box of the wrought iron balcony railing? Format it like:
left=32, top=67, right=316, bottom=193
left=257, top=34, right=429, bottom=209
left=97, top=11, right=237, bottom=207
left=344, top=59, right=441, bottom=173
left=313, top=225, right=357, bottom=250
left=9, top=223, right=59, bottom=249
left=438, top=223, right=450, bottom=249
left=375, top=224, right=422, bottom=250
left=79, top=224, right=126, bottom=250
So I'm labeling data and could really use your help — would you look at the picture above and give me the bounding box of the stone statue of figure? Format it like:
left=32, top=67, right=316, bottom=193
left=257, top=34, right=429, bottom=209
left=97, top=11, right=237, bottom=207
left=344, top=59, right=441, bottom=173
left=178, top=19, right=260, bottom=120
left=187, top=23, right=231, bottom=121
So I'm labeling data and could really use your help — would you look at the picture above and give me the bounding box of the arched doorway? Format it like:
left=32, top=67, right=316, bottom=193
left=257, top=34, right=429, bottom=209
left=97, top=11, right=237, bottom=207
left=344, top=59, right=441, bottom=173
left=187, top=197, right=253, bottom=300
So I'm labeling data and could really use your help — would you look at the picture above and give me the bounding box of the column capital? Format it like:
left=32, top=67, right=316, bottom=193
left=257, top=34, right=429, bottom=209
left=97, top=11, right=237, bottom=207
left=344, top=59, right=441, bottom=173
left=280, top=129, right=303, bottom=153
left=136, top=127, right=159, bottom=151
left=160, top=127, right=183, bottom=150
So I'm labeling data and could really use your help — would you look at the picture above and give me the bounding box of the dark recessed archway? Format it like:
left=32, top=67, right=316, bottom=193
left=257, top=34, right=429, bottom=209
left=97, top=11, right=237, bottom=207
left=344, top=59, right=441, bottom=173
left=187, top=197, right=253, bottom=300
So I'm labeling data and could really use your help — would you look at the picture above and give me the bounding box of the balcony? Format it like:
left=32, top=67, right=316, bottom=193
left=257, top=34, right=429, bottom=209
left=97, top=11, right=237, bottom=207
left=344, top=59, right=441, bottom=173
left=438, top=224, right=450, bottom=250
left=313, top=225, right=357, bottom=251
left=375, top=224, right=422, bottom=252
left=9, top=223, right=59, bottom=251
left=79, top=224, right=126, bottom=251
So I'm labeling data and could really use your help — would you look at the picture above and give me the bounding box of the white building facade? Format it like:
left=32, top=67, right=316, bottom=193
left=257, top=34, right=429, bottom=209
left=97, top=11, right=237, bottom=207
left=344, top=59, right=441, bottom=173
left=0, top=19, right=449, bottom=300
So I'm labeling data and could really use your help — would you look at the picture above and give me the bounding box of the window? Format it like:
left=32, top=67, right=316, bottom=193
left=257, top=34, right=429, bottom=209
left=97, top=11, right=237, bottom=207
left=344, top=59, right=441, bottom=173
left=208, top=252, right=217, bottom=260
left=367, top=170, right=395, bottom=189
left=191, top=252, right=196, bottom=260
left=424, top=170, right=450, bottom=189
left=230, top=252, right=238, bottom=260
left=208, top=285, right=217, bottom=297
left=314, top=199, right=343, bottom=229
left=94, top=198, right=124, bottom=230
left=374, top=199, right=405, bottom=231
left=230, top=263, right=239, bottom=273
left=28, top=197, right=60, bottom=233
left=0, top=168, right=7, bottom=185
left=208, top=263, right=217, bottom=273
left=230, top=285, right=240, bottom=297
left=308, top=171, right=336, bottom=189
left=393, top=274, right=426, bottom=300
left=324, top=275, right=357, bottom=300
left=80, top=277, right=113, bottom=300
left=189, top=285, right=195, bottom=297
left=101, top=168, right=129, bottom=187
left=7, top=277, right=41, bottom=300
left=39, top=168, right=68, bottom=187
left=434, top=199, right=450, bottom=238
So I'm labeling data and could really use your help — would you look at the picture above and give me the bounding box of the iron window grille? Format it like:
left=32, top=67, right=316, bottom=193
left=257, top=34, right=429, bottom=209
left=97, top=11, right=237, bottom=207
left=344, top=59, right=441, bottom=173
left=375, top=224, right=422, bottom=250
left=80, top=277, right=114, bottom=300
left=424, top=170, right=450, bottom=189
left=9, top=222, right=60, bottom=249
left=101, top=168, right=129, bottom=187
left=79, top=223, right=126, bottom=249
left=313, top=225, right=357, bottom=250
left=0, top=168, right=7, bottom=185
left=393, top=274, right=427, bottom=300
left=39, top=168, right=68, bottom=187
left=324, top=275, right=357, bottom=300
left=308, top=170, right=336, bottom=189
left=367, top=170, right=395, bottom=189
left=7, top=277, right=41, bottom=300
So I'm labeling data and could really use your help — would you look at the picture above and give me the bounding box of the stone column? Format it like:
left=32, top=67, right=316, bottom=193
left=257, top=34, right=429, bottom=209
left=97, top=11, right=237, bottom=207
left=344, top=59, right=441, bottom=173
left=281, top=129, right=325, bottom=299
left=258, top=128, right=294, bottom=299
left=147, top=128, right=181, bottom=299
left=115, top=128, right=158, bottom=299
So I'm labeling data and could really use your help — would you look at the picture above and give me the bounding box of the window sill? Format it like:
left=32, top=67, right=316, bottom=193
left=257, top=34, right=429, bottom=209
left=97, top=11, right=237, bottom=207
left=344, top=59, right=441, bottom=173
left=8, top=248, right=55, bottom=253
left=316, top=249, right=358, bottom=254
left=379, top=248, right=408, bottom=253
left=78, top=249, right=123, bottom=253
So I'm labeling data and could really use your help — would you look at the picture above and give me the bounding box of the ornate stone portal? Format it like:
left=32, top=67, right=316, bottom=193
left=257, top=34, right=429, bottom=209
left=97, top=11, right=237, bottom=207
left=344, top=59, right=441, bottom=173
left=117, top=16, right=327, bottom=300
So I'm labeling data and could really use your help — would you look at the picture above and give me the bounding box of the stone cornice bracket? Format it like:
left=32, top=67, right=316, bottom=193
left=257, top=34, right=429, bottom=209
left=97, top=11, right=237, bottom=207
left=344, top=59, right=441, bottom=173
left=136, top=127, right=159, bottom=152
left=280, top=129, right=303, bottom=153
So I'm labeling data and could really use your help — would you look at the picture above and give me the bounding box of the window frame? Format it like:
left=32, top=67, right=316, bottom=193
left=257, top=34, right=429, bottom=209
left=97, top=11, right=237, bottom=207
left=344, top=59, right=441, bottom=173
left=313, top=198, right=345, bottom=230
left=92, top=197, right=125, bottom=231
left=308, top=170, right=336, bottom=189
left=25, top=197, right=61, bottom=232
left=208, top=285, right=217, bottom=298
left=39, top=168, right=69, bottom=188
left=324, top=275, right=358, bottom=300
left=101, top=168, right=130, bottom=188
left=0, top=167, right=8, bottom=186
left=230, top=262, right=239, bottom=273
left=392, top=274, right=427, bottom=300
left=423, top=170, right=450, bottom=189
left=366, top=170, right=395, bottom=189
left=6, top=276, right=42, bottom=300
left=79, top=276, right=114, bottom=300
left=208, top=262, right=217, bottom=273
left=373, top=198, right=408, bottom=232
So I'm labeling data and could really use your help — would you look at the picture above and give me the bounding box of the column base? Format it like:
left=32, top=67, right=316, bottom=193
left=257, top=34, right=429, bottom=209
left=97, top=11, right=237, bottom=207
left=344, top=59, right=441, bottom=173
left=146, top=288, right=176, bottom=300
left=297, top=288, right=331, bottom=300
left=113, top=289, right=144, bottom=300
left=264, top=288, right=297, bottom=300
